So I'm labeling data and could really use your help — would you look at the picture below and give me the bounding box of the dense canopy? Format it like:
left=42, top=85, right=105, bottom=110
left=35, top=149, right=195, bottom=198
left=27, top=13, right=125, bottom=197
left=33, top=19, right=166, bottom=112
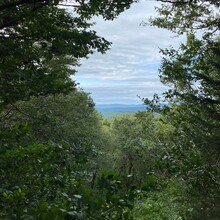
left=0, top=0, right=219, bottom=219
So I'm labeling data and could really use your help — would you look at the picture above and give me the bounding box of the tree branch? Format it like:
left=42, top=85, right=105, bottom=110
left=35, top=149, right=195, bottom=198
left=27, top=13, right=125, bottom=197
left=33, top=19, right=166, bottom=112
left=11, top=103, right=49, bottom=123
left=0, top=0, right=47, bottom=11
left=0, top=107, right=13, bottom=119
left=158, top=0, right=191, bottom=4
left=0, top=0, right=81, bottom=11
left=0, top=1, right=48, bottom=29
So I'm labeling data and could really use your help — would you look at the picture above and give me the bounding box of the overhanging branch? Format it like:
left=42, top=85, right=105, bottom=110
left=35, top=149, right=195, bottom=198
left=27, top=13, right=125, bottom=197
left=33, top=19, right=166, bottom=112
left=0, top=0, right=47, bottom=11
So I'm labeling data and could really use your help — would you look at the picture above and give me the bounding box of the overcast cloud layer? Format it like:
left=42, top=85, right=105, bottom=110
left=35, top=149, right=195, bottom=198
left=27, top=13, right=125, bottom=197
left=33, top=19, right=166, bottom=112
left=73, top=1, right=185, bottom=104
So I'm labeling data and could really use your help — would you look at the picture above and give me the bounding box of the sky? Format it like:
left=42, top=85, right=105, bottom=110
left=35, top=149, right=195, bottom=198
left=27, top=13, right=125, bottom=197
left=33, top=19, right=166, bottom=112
left=73, top=0, right=185, bottom=105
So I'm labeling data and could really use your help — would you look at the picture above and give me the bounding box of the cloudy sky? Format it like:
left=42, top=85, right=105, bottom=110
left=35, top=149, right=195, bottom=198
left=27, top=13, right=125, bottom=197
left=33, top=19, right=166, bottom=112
left=73, top=0, right=185, bottom=105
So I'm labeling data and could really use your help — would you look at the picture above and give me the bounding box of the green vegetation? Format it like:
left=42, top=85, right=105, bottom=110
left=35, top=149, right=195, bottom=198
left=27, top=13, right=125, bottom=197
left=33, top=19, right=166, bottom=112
left=0, top=0, right=219, bottom=219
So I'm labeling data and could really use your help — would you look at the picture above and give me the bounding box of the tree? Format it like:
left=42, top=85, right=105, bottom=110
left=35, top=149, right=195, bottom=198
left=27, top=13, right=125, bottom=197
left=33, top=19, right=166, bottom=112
left=149, top=0, right=220, bottom=154
left=7, top=90, right=101, bottom=144
left=145, top=1, right=220, bottom=219
left=0, top=90, right=140, bottom=219
left=109, top=112, right=193, bottom=219
left=151, top=0, right=220, bottom=38
left=0, top=1, right=140, bottom=218
left=0, top=0, right=137, bottom=108
left=110, top=112, right=164, bottom=184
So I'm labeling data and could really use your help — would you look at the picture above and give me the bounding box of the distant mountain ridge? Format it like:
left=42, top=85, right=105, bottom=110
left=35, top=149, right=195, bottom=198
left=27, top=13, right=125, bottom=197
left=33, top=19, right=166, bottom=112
left=96, top=103, right=146, bottom=110
left=95, top=104, right=146, bottom=119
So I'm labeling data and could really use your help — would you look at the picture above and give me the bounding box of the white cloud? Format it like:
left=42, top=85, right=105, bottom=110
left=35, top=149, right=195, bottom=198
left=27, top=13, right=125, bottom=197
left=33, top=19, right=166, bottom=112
left=73, top=0, right=185, bottom=104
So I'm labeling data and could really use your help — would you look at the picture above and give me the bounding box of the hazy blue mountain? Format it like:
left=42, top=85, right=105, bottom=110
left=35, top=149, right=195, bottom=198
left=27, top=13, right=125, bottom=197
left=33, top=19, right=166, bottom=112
left=96, top=104, right=146, bottom=119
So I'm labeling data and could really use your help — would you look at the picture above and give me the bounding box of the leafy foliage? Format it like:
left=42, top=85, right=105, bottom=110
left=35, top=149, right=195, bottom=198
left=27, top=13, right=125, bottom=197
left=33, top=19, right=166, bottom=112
left=1, top=0, right=220, bottom=219
left=0, top=91, right=138, bottom=219
left=133, top=178, right=191, bottom=220
left=145, top=1, right=220, bottom=219
left=4, top=91, right=101, bottom=145
left=0, top=1, right=140, bottom=218
left=0, top=0, right=137, bottom=107
left=151, top=0, right=220, bottom=38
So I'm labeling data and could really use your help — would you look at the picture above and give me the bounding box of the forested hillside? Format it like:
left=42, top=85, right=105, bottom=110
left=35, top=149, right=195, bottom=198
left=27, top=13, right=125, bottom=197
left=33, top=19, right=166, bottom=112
left=0, top=0, right=219, bottom=219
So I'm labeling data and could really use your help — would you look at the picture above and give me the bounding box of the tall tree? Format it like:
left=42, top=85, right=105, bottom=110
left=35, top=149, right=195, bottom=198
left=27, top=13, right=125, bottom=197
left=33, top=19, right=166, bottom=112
left=0, top=0, right=136, bottom=108
left=0, top=1, right=139, bottom=218
left=149, top=0, right=220, bottom=153
left=144, top=1, right=220, bottom=219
